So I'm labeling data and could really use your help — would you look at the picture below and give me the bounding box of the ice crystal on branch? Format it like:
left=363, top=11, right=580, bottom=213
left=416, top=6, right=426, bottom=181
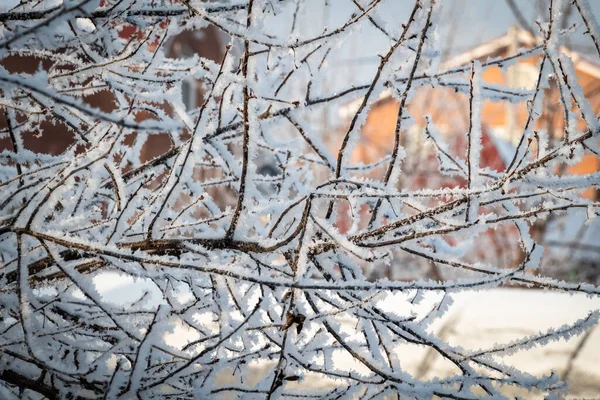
left=1, top=0, right=600, bottom=398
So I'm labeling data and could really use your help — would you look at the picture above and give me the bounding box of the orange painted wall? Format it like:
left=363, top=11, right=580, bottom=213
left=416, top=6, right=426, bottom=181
left=347, top=50, right=600, bottom=198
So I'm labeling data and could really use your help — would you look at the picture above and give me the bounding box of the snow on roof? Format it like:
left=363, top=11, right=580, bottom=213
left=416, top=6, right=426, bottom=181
left=340, top=28, right=600, bottom=117
left=488, top=127, right=517, bottom=166
left=443, top=27, right=600, bottom=79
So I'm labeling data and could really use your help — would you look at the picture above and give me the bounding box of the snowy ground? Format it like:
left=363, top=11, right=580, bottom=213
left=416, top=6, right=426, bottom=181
left=94, top=274, right=600, bottom=397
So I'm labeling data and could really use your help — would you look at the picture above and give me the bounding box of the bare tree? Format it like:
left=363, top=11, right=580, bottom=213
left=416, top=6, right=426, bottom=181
left=1, top=0, right=600, bottom=398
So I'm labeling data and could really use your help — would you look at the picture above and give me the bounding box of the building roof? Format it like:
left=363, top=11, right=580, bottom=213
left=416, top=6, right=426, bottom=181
left=341, top=27, right=600, bottom=116
left=443, top=27, right=600, bottom=80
